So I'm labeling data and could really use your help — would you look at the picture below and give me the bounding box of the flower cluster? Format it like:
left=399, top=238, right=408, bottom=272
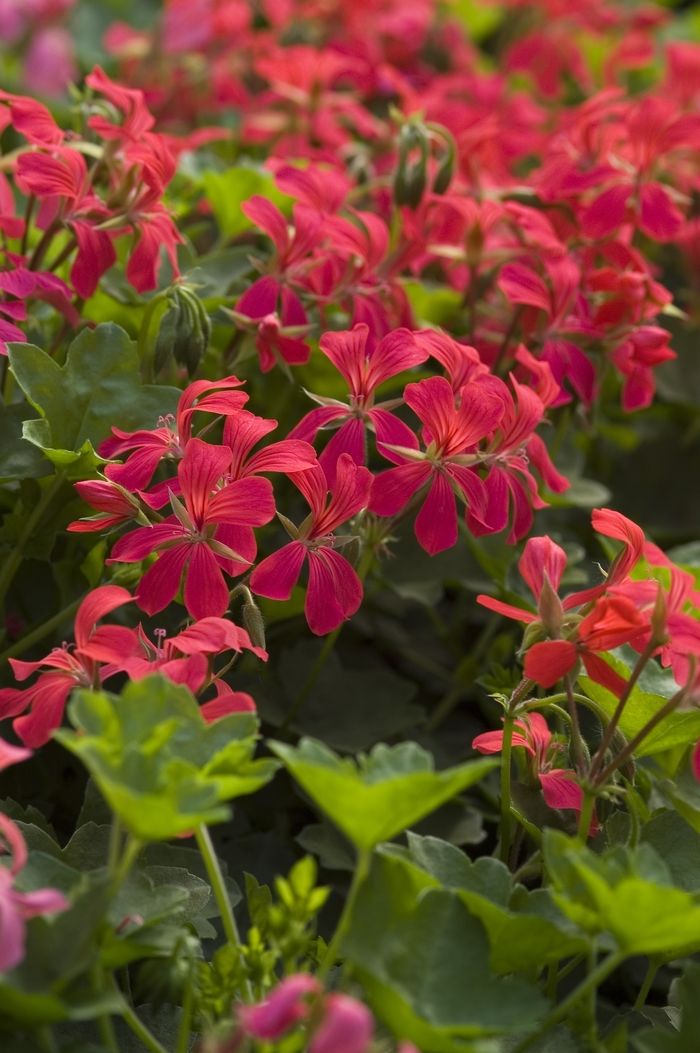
left=0, top=67, right=189, bottom=356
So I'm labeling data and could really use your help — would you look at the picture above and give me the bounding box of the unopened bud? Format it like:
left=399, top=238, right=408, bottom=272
left=538, top=571, right=564, bottom=639
left=153, top=300, right=180, bottom=375
left=432, top=130, right=455, bottom=195
left=172, top=288, right=212, bottom=377
left=393, top=122, right=429, bottom=210
left=243, top=599, right=266, bottom=650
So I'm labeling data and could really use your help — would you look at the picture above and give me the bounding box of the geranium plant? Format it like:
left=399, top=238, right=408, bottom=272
left=2, top=1, right=700, bottom=1051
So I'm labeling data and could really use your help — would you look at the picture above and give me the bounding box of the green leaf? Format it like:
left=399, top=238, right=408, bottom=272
left=393, top=834, right=588, bottom=973
left=343, top=848, right=547, bottom=1048
left=296, top=819, right=356, bottom=871
left=544, top=831, right=700, bottom=957
left=404, top=282, right=463, bottom=326
left=632, top=963, right=700, bottom=1053
left=450, top=0, right=504, bottom=42
left=8, top=324, right=180, bottom=480
left=640, top=811, right=700, bottom=893
left=202, top=167, right=293, bottom=238
left=0, top=402, right=52, bottom=479
left=276, top=640, right=425, bottom=751
left=55, top=675, right=279, bottom=841
left=269, top=737, right=497, bottom=850
left=580, top=653, right=698, bottom=757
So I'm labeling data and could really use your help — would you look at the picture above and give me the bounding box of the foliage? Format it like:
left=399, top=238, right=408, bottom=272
left=2, top=1, right=700, bottom=1052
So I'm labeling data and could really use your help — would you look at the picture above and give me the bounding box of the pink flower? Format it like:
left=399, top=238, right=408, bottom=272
left=369, top=375, right=503, bottom=555
left=0, top=739, right=32, bottom=772
left=250, top=454, right=372, bottom=635
left=67, top=479, right=147, bottom=533
left=478, top=535, right=568, bottom=626
left=473, top=712, right=591, bottom=820
left=239, top=974, right=320, bottom=1040
left=23, top=27, right=77, bottom=98
left=121, top=616, right=267, bottom=697
left=99, top=376, right=248, bottom=492
left=309, top=994, right=374, bottom=1053
left=565, top=509, right=646, bottom=608
left=465, top=376, right=569, bottom=544
left=0, top=814, right=70, bottom=972
left=289, top=323, right=428, bottom=487
left=108, top=438, right=275, bottom=619
left=234, top=194, right=322, bottom=371
left=524, top=594, right=646, bottom=694
left=219, top=409, right=318, bottom=573
left=234, top=278, right=311, bottom=372
left=608, top=326, right=675, bottom=412
left=0, top=586, right=136, bottom=747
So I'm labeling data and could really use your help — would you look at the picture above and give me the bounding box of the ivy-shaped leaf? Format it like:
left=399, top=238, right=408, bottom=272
left=56, top=675, right=279, bottom=841
left=8, top=324, right=180, bottom=480
left=269, top=738, right=496, bottom=850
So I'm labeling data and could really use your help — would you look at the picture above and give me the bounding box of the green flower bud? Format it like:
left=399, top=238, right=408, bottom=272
left=153, top=299, right=180, bottom=375
left=243, top=599, right=266, bottom=651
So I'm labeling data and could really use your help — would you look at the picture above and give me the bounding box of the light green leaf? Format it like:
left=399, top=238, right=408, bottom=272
left=544, top=831, right=700, bottom=957
left=404, top=281, right=463, bottom=326
left=343, top=849, right=547, bottom=1048
left=269, top=737, right=496, bottom=850
left=449, top=0, right=504, bottom=42
left=202, top=167, right=293, bottom=238
left=56, top=675, right=279, bottom=842
left=580, top=653, right=698, bottom=757
left=8, top=324, right=180, bottom=480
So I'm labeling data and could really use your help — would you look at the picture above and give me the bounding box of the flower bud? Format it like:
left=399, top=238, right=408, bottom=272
left=393, top=122, right=429, bottom=210
left=432, top=129, right=455, bottom=195
left=537, top=571, right=564, bottom=639
left=170, top=287, right=212, bottom=377
left=153, top=300, right=181, bottom=375
left=243, top=598, right=266, bottom=650
left=238, top=974, right=320, bottom=1041
left=309, top=994, right=374, bottom=1053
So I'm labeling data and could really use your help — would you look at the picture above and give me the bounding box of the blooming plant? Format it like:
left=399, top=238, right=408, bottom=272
left=2, top=1, right=700, bottom=1051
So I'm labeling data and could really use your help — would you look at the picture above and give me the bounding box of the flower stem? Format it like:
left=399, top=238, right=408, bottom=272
left=109, top=834, right=142, bottom=896
left=500, top=709, right=516, bottom=865
left=593, top=689, right=685, bottom=789
left=120, top=1000, right=169, bottom=1053
left=588, top=639, right=657, bottom=781
left=281, top=544, right=374, bottom=732
left=317, top=846, right=371, bottom=982
left=176, top=971, right=196, bottom=1053
left=634, top=956, right=661, bottom=1011
left=512, top=953, right=622, bottom=1053
left=577, top=792, right=595, bottom=843
left=0, top=472, right=66, bottom=612
left=195, top=823, right=253, bottom=1003
left=564, top=675, right=586, bottom=775
left=0, top=592, right=86, bottom=667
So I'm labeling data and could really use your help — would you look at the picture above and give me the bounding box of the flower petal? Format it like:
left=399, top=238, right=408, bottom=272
left=250, top=541, right=306, bottom=601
